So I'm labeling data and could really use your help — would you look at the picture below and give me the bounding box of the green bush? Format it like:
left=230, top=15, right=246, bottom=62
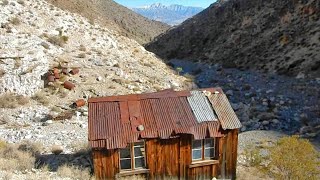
left=268, top=136, right=320, bottom=180
left=243, top=144, right=263, bottom=167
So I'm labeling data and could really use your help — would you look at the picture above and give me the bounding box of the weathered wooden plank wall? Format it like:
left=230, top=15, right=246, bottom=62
left=93, top=130, right=239, bottom=180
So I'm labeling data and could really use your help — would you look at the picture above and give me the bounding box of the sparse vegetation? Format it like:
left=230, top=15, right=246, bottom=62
left=32, top=92, right=50, bottom=106
left=10, top=17, right=21, bottom=25
left=267, top=136, right=320, bottom=180
left=0, top=93, right=29, bottom=108
left=0, top=69, right=5, bottom=77
left=183, top=73, right=195, bottom=82
left=1, top=0, right=8, bottom=6
left=57, top=165, right=92, bottom=180
left=0, top=140, right=36, bottom=171
left=79, top=45, right=87, bottom=52
left=176, top=67, right=183, bottom=75
left=17, top=0, right=25, bottom=6
left=77, top=53, right=86, bottom=58
left=243, top=144, right=263, bottom=167
left=47, top=35, right=69, bottom=47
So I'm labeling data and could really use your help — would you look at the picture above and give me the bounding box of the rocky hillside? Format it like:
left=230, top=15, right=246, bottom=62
left=0, top=0, right=188, bottom=160
left=146, top=0, right=320, bottom=77
left=45, top=0, right=170, bottom=44
left=132, top=3, right=204, bottom=25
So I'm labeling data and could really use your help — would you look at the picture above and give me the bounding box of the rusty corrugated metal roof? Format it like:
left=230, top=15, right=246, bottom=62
left=88, top=88, right=240, bottom=149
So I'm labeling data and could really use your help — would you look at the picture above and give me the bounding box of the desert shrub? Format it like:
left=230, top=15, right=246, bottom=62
left=32, top=92, right=49, bottom=106
left=17, top=0, right=25, bottom=5
left=183, top=73, right=195, bottom=82
left=10, top=17, right=21, bottom=25
left=268, top=136, right=320, bottom=180
left=0, top=142, right=35, bottom=171
left=243, top=144, right=263, bottom=167
left=0, top=69, right=5, bottom=77
left=0, top=93, right=29, bottom=108
left=1, top=0, right=9, bottom=6
left=79, top=45, right=86, bottom=52
left=77, top=53, right=86, bottom=58
left=57, top=165, right=92, bottom=180
left=176, top=67, right=183, bottom=75
left=18, top=140, right=42, bottom=156
left=47, top=35, right=68, bottom=47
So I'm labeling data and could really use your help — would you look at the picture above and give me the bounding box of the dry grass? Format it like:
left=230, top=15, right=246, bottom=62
left=77, top=53, right=86, bottom=58
left=1, top=0, right=9, bottom=6
left=17, top=0, right=25, bottom=6
left=57, top=165, right=92, bottom=180
left=0, top=140, right=36, bottom=171
left=0, top=93, right=29, bottom=108
left=79, top=45, right=87, bottom=52
left=0, top=69, right=5, bottom=77
left=183, top=73, right=195, bottom=82
left=32, top=92, right=50, bottom=106
left=10, top=17, right=21, bottom=25
left=47, top=35, right=69, bottom=47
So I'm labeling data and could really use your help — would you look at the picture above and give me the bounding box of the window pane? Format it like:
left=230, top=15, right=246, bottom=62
left=192, top=149, right=202, bottom=160
left=204, top=148, right=215, bottom=159
left=120, top=147, right=131, bottom=159
left=134, top=146, right=145, bottom=157
left=134, top=157, right=145, bottom=168
left=204, top=138, right=214, bottom=148
left=120, top=159, right=131, bottom=170
left=134, top=142, right=144, bottom=147
left=192, top=140, right=202, bottom=149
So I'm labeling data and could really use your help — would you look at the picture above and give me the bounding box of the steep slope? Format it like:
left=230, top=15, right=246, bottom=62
left=146, top=0, right=320, bottom=77
left=132, top=3, right=204, bottom=25
left=45, top=0, right=170, bottom=44
left=0, top=0, right=188, bottom=155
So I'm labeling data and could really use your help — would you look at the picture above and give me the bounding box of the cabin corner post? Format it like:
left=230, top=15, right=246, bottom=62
left=231, top=129, right=239, bottom=180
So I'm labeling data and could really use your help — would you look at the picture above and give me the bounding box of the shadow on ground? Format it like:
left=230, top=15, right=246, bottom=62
left=35, top=150, right=93, bottom=173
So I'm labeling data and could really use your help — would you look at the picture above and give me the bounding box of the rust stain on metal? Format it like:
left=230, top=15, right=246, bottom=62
left=53, top=68, right=59, bottom=74
left=74, top=99, right=86, bottom=108
left=88, top=88, right=240, bottom=149
left=63, top=81, right=75, bottom=90
left=48, top=75, right=55, bottom=82
left=70, top=68, right=79, bottom=75
left=62, top=68, right=69, bottom=74
left=54, top=72, right=60, bottom=79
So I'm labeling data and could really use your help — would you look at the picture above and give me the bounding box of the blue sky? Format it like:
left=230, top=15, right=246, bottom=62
left=114, top=0, right=216, bottom=8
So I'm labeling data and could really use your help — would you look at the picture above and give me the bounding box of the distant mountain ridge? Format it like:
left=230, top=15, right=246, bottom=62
left=132, top=3, right=204, bottom=25
left=146, top=0, right=320, bottom=77
left=45, top=0, right=170, bottom=44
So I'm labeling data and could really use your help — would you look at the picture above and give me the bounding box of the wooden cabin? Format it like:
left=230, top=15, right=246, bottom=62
left=88, top=88, right=241, bottom=180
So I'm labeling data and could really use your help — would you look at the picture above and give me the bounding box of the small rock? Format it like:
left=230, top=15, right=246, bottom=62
left=300, top=126, right=313, bottom=134
left=272, top=119, right=280, bottom=124
left=96, top=76, right=102, bottom=81
left=42, top=120, right=53, bottom=126
left=51, top=145, right=64, bottom=155
left=296, top=72, right=305, bottom=79
left=262, top=120, right=269, bottom=125
left=226, top=90, right=233, bottom=96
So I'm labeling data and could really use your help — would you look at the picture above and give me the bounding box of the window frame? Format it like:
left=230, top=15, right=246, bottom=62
left=119, top=141, right=146, bottom=171
left=191, top=138, right=216, bottom=162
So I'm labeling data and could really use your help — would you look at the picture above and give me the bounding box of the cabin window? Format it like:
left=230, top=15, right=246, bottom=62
left=119, top=142, right=146, bottom=171
left=192, top=138, right=215, bottom=161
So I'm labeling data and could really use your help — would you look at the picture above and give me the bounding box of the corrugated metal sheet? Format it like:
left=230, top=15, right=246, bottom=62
left=187, top=91, right=217, bottom=123
left=208, top=93, right=242, bottom=130
left=88, top=88, right=239, bottom=149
